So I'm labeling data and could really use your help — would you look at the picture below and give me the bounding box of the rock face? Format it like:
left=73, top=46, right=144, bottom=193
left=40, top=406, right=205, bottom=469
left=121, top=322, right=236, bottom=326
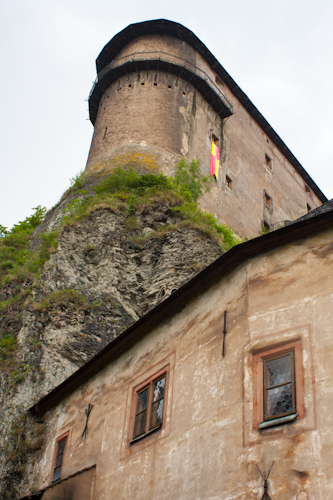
left=0, top=197, right=222, bottom=498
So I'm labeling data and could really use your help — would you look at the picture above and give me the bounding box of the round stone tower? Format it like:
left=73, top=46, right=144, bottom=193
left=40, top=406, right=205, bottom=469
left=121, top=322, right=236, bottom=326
left=85, top=19, right=325, bottom=239
left=85, top=19, right=233, bottom=180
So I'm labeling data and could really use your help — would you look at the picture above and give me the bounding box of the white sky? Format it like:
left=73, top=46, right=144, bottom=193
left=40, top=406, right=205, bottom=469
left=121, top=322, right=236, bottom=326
left=1, top=0, right=332, bottom=229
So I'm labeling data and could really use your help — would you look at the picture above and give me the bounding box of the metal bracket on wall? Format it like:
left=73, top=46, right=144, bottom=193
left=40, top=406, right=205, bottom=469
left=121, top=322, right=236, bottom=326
left=222, top=310, right=227, bottom=357
left=256, top=462, right=274, bottom=500
left=82, top=403, right=93, bottom=439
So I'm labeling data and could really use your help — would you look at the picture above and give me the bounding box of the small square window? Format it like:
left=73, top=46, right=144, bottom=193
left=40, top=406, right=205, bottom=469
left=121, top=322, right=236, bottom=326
left=52, top=435, right=68, bottom=482
left=265, top=153, right=272, bottom=170
left=225, top=175, right=232, bottom=189
left=131, top=372, right=167, bottom=442
left=253, top=340, right=304, bottom=430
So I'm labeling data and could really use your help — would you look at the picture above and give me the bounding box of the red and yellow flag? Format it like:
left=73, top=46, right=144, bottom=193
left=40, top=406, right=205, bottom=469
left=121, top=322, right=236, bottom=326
left=210, top=142, right=219, bottom=179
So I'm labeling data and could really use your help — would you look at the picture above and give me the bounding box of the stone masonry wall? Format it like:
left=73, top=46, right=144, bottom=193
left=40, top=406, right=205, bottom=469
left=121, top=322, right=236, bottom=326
left=85, top=33, right=322, bottom=238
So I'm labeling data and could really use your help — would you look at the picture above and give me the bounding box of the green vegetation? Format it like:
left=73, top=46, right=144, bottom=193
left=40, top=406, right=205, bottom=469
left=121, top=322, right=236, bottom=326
left=11, top=363, right=31, bottom=385
left=0, top=334, right=17, bottom=363
left=0, top=206, right=58, bottom=285
left=0, top=333, right=32, bottom=387
left=31, top=288, right=91, bottom=312
left=172, top=158, right=212, bottom=202
left=69, top=169, right=85, bottom=190
left=63, top=160, right=240, bottom=251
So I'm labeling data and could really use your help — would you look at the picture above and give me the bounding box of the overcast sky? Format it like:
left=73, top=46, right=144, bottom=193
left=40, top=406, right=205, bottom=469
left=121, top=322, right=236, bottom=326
left=1, top=0, right=332, bottom=229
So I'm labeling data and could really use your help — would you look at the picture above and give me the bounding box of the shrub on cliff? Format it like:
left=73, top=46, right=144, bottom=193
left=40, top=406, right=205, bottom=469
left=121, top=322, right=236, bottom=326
left=0, top=206, right=58, bottom=285
left=63, top=160, right=240, bottom=251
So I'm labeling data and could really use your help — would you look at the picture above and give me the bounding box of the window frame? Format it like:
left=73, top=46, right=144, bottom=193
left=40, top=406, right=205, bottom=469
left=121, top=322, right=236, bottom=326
left=51, top=431, right=69, bottom=482
left=253, top=340, right=304, bottom=430
left=130, top=366, right=169, bottom=444
left=263, top=350, right=296, bottom=421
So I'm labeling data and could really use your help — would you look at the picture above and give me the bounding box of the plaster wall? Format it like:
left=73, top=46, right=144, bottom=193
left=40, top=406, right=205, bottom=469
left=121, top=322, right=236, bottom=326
left=32, top=228, right=333, bottom=500
left=85, top=34, right=321, bottom=239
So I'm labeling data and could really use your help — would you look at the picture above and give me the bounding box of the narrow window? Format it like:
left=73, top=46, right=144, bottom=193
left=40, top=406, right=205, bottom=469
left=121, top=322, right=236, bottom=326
left=263, top=351, right=296, bottom=421
left=265, top=153, right=272, bottom=170
left=305, top=184, right=311, bottom=193
left=103, top=127, right=107, bottom=140
left=52, top=436, right=67, bottom=481
left=225, top=175, right=232, bottom=190
left=264, top=191, right=272, bottom=210
left=307, top=203, right=312, bottom=213
left=132, top=374, right=166, bottom=441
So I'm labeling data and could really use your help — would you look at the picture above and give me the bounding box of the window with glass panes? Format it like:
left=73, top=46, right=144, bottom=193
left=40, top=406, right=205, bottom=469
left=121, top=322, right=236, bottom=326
left=132, top=374, right=166, bottom=440
left=263, top=350, right=296, bottom=420
left=52, top=436, right=67, bottom=481
left=253, top=340, right=304, bottom=430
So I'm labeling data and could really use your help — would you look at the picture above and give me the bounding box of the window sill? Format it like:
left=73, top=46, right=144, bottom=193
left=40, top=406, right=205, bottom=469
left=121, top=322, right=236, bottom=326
left=130, top=424, right=162, bottom=444
left=257, top=413, right=297, bottom=430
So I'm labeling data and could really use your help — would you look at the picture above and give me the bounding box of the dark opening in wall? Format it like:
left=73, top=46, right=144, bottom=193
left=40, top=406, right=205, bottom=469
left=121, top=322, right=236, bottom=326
left=225, top=175, right=232, bottom=190
left=264, top=191, right=272, bottom=210
left=305, top=184, right=311, bottom=193
left=103, top=127, right=107, bottom=140
left=265, top=153, right=272, bottom=170
left=212, top=134, right=219, bottom=146
left=307, top=203, right=312, bottom=213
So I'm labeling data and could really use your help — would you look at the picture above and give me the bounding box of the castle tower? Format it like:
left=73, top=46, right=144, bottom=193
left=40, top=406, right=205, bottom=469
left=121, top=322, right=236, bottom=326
left=85, top=19, right=326, bottom=238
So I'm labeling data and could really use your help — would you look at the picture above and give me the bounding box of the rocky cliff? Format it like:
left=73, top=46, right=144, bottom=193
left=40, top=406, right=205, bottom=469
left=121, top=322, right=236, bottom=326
left=0, top=165, right=238, bottom=498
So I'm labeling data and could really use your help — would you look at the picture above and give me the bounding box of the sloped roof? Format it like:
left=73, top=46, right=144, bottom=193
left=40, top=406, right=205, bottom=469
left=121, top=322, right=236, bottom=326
left=294, top=198, right=333, bottom=223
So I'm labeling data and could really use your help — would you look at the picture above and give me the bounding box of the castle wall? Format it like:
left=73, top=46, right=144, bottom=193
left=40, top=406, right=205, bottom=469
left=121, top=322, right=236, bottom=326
left=85, top=33, right=323, bottom=238
left=32, top=227, right=333, bottom=500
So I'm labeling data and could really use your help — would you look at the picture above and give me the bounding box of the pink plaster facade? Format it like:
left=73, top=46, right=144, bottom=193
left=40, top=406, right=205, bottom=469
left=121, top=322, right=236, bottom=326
left=29, top=221, right=333, bottom=500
